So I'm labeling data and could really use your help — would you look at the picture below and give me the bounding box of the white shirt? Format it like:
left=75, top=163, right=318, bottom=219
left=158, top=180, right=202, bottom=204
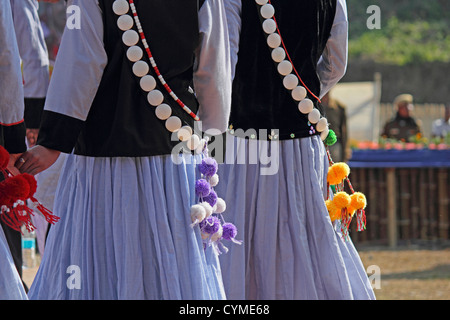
left=45, top=0, right=232, bottom=133
left=224, top=0, right=349, bottom=98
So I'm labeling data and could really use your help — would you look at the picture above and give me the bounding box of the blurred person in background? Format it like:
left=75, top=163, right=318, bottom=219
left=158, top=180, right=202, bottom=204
left=381, top=94, right=421, bottom=141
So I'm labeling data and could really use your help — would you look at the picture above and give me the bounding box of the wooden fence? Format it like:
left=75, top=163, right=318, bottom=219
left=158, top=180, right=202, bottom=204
left=348, top=167, right=449, bottom=247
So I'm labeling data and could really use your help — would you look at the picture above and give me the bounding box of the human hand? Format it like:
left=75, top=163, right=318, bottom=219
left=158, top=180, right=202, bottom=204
left=26, top=128, right=39, bottom=148
left=7, top=154, right=22, bottom=176
left=15, top=145, right=61, bottom=176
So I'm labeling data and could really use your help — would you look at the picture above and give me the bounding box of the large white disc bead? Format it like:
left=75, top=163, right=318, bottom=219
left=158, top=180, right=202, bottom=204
left=262, top=19, right=276, bottom=34
left=187, top=134, right=201, bottom=150
left=147, top=90, right=164, bottom=106
left=298, top=98, right=314, bottom=114
left=177, top=126, right=193, bottom=142
left=267, top=33, right=282, bottom=48
left=316, top=117, right=328, bottom=132
left=255, top=0, right=268, bottom=5
left=283, top=74, right=299, bottom=90
left=260, top=4, right=275, bottom=19
left=122, top=30, right=139, bottom=46
left=308, top=108, right=321, bottom=124
left=320, top=127, right=330, bottom=141
left=140, top=75, right=157, bottom=92
left=132, top=61, right=149, bottom=77
left=292, top=86, right=307, bottom=101
left=126, top=46, right=143, bottom=62
left=277, top=60, right=293, bottom=76
left=165, top=116, right=182, bottom=132
left=117, top=14, right=134, bottom=31
left=112, top=0, right=129, bottom=15
left=155, top=103, right=172, bottom=120
left=271, top=47, right=285, bottom=62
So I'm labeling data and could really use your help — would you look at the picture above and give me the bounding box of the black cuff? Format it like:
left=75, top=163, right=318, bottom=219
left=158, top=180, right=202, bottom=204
left=24, top=97, right=45, bottom=129
left=37, top=110, right=84, bottom=154
left=1, top=121, right=27, bottom=154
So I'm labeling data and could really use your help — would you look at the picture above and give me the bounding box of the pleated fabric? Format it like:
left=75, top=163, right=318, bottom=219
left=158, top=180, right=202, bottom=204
left=216, top=133, right=375, bottom=300
left=28, top=153, right=225, bottom=300
left=0, top=226, right=28, bottom=300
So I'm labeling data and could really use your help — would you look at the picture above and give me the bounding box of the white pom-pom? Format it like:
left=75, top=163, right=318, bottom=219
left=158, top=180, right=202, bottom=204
left=155, top=103, right=172, bottom=120
left=165, top=116, right=182, bottom=132
left=127, top=46, right=143, bottom=62
left=292, top=86, right=307, bottom=101
left=214, top=198, right=226, bottom=214
left=147, top=90, right=164, bottom=106
left=277, top=60, right=292, bottom=76
left=298, top=98, right=314, bottom=114
left=255, top=0, right=268, bottom=5
left=132, top=61, right=149, bottom=77
left=199, top=202, right=213, bottom=218
left=209, top=174, right=219, bottom=187
left=316, top=117, right=328, bottom=132
left=267, top=33, right=281, bottom=48
left=260, top=4, right=275, bottom=19
left=190, top=204, right=206, bottom=224
left=177, top=126, right=193, bottom=142
left=262, top=19, right=276, bottom=34
left=117, top=14, right=133, bottom=31
left=211, top=225, right=223, bottom=242
left=122, top=30, right=139, bottom=46
left=140, top=75, right=156, bottom=92
left=271, top=47, right=285, bottom=63
left=283, top=74, right=299, bottom=90
left=112, top=0, right=129, bottom=15
left=308, top=109, right=321, bottom=124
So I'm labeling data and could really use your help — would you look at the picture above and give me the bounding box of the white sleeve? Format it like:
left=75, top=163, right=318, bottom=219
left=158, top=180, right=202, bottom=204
left=193, top=0, right=232, bottom=133
left=317, top=0, right=348, bottom=99
left=224, top=0, right=242, bottom=80
left=11, top=0, right=50, bottom=98
left=44, top=0, right=107, bottom=121
left=0, top=0, right=24, bottom=125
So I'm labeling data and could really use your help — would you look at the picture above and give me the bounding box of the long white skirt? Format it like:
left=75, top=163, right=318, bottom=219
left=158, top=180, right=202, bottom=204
left=28, top=153, right=225, bottom=300
left=0, top=226, right=27, bottom=300
left=216, top=134, right=376, bottom=300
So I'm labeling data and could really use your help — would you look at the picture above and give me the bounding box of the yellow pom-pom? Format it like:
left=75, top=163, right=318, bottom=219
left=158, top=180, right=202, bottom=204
left=350, top=192, right=367, bottom=210
left=325, top=199, right=341, bottom=222
left=332, top=191, right=351, bottom=209
left=327, top=162, right=350, bottom=185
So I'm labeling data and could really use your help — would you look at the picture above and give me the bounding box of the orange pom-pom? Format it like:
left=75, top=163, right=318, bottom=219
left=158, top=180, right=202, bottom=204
left=350, top=192, right=367, bottom=210
left=327, top=162, right=350, bottom=185
left=332, top=191, right=351, bottom=209
left=326, top=200, right=341, bottom=222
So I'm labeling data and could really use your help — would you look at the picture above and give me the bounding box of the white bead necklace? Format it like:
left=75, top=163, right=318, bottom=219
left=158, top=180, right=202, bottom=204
left=255, top=0, right=330, bottom=140
left=112, top=0, right=204, bottom=151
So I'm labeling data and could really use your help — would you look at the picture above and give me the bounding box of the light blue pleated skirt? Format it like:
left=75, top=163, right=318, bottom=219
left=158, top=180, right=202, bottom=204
left=0, top=226, right=27, bottom=300
left=28, top=153, right=225, bottom=300
left=216, top=133, right=376, bottom=300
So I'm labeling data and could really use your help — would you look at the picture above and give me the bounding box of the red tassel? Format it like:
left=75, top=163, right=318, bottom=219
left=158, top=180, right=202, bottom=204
left=356, top=209, right=366, bottom=232
left=30, top=197, right=60, bottom=224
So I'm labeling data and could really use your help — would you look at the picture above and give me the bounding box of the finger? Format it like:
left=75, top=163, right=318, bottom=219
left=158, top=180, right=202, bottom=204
left=15, top=156, right=27, bottom=171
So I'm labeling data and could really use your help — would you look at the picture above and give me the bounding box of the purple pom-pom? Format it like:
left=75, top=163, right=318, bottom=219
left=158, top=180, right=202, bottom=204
left=203, top=189, right=218, bottom=207
left=200, top=216, right=220, bottom=234
left=195, top=179, right=211, bottom=197
left=198, top=157, right=218, bottom=177
left=222, top=223, right=237, bottom=240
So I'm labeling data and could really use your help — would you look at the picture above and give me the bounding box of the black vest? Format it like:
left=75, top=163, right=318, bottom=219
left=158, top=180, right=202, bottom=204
left=229, top=0, right=336, bottom=140
left=75, top=0, right=204, bottom=157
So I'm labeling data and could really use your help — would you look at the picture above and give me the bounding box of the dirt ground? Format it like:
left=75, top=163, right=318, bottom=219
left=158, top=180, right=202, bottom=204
left=23, top=247, right=450, bottom=300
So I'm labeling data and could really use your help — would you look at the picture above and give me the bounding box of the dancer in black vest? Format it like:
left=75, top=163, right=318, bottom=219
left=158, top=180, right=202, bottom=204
left=19, top=0, right=231, bottom=299
left=216, top=0, right=376, bottom=299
